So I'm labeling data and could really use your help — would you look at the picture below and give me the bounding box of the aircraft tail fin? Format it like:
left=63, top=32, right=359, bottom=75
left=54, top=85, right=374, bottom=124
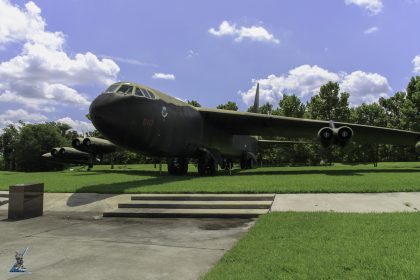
left=252, top=83, right=259, bottom=113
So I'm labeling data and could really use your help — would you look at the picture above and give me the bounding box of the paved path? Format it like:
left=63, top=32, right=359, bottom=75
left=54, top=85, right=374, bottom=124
left=3, top=191, right=420, bottom=214
left=0, top=191, right=253, bottom=280
left=271, top=192, right=420, bottom=213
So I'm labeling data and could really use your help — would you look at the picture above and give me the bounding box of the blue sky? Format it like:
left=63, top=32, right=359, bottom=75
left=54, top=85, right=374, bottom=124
left=0, top=0, right=420, bottom=132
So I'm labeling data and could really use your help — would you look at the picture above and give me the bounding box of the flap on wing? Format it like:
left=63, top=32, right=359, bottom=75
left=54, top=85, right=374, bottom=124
left=197, top=107, right=327, bottom=139
left=258, top=140, right=313, bottom=147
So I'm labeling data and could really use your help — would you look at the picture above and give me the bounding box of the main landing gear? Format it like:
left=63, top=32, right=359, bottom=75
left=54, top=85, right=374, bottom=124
left=240, top=157, right=257, bottom=170
left=197, top=155, right=218, bottom=176
left=167, top=158, right=188, bottom=175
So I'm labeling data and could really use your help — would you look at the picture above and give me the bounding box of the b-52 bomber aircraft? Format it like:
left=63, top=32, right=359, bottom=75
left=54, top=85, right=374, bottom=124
left=88, top=81, right=420, bottom=176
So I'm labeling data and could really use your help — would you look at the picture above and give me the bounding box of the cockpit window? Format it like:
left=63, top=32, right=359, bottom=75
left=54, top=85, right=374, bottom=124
left=117, top=85, right=133, bottom=95
left=104, top=84, right=120, bottom=93
left=147, top=90, right=156, bottom=99
left=134, top=87, right=144, bottom=97
left=141, top=89, right=151, bottom=98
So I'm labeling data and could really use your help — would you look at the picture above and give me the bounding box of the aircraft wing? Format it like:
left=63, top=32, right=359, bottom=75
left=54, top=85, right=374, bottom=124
left=198, top=107, right=420, bottom=146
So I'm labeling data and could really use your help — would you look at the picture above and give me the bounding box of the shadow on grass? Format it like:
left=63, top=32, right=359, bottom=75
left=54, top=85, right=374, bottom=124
left=230, top=168, right=420, bottom=177
left=68, top=169, right=161, bottom=177
left=66, top=166, right=420, bottom=206
left=66, top=174, right=195, bottom=207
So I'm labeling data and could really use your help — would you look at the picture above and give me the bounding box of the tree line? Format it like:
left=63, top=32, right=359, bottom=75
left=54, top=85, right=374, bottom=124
left=1, top=76, right=419, bottom=171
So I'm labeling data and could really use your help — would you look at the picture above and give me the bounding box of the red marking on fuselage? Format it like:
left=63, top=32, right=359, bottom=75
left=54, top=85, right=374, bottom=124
left=143, top=118, right=154, bottom=127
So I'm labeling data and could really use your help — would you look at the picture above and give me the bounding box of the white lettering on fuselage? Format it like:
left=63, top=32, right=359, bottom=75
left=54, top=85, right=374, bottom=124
left=161, top=106, right=168, bottom=119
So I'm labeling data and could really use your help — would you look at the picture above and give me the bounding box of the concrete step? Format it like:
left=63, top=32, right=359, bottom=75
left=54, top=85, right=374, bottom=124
left=0, top=197, right=9, bottom=206
left=103, top=208, right=269, bottom=219
left=131, top=194, right=275, bottom=201
left=0, top=192, right=9, bottom=198
left=119, top=200, right=272, bottom=209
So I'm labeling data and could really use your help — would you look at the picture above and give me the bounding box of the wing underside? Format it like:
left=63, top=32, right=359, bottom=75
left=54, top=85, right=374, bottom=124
left=198, top=108, right=420, bottom=146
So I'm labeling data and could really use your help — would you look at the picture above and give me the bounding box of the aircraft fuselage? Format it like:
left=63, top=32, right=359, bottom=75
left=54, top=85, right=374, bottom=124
left=89, top=83, right=257, bottom=161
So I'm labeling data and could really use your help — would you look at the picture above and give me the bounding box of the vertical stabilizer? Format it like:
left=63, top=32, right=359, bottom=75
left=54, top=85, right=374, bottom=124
left=253, top=83, right=260, bottom=113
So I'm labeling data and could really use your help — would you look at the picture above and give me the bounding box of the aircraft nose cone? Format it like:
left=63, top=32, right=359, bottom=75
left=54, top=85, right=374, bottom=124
left=90, top=93, right=115, bottom=124
left=89, top=93, right=127, bottom=136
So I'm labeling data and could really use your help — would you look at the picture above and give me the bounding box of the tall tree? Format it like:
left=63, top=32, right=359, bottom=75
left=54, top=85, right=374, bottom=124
left=307, top=82, right=350, bottom=122
left=217, top=101, right=238, bottom=111
left=274, top=94, right=305, bottom=117
left=0, top=124, right=19, bottom=170
left=402, top=76, right=420, bottom=132
left=379, top=91, right=407, bottom=129
left=14, top=123, right=68, bottom=171
left=350, top=103, right=387, bottom=127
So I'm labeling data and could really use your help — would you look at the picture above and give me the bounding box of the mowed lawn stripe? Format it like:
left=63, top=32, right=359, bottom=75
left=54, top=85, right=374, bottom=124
left=203, top=212, right=420, bottom=280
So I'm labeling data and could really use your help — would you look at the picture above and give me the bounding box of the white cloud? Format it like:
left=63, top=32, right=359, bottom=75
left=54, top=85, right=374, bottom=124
left=412, top=55, right=420, bottom=74
left=240, top=65, right=340, bottom=105
left=56, top=117, right=94, bottom=133
left=209, top=21, right=280, bottom=44
left=240, top=65, right=391, bottom=106
left=364, top=26, right=379, bottom=34
left=340, top=71, right=391, bottom=104
left=152, top=72, right=176, bottom=80
left=0, top=0, right=63, bottom=48
left=186, top=49, right=199, bottom=58
left=0, top=0, right=120, bottom=112
left=99, top=54, right=157, bottom=67
left=0, top=108, right=47, bottom=127
left=345, top=0, right=383, bottom=15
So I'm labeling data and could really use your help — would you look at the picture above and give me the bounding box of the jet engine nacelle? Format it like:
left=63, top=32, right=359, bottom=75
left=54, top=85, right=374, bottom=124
left=43, top=147, right=91, bottom=164
left=333, top=126, right=353, bottom=147
left=415, top=141, right=420, bottom=154
left=317, top=127, right=334, bottom=148
left=318, top=126, right=353, bottom=148
left=72, top=137, right=116, bottom=154
left=58, top=147, right=90, bottom=160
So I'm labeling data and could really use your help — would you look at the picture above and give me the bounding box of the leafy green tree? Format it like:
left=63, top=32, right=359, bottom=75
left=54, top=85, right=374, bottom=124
left=402, top=76, right=420, bottom=132
left=259, top=102, right=273, bottom=115
left=187, top=100, right=201, bottom=107
left=350, top=103, right=387, bottom=127
left=379, top=91, right=407, bottom=129
left=307, top=82, right=350, bottom=122
left=14, top=123, right=68, bottom=171
left=274, top=94, right=305, bottom=117
left=0, top=124, right=19, bottom=170
left=247, top=102, right=273, bottom=114
left=217, top=101, right=238, bottom=111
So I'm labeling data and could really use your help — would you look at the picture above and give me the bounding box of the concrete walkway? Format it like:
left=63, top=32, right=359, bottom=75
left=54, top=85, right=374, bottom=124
left=271, top=192, right=420, bottom=213
left=3, top=191, right=420, bottom=214
left=0, top=191, right=254, bottom=280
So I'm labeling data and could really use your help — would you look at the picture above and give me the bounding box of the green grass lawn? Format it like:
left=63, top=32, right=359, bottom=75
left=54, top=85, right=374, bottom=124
left=1, top=162, right=420, bottom=193
left=203, top=212, right=420, bottom=280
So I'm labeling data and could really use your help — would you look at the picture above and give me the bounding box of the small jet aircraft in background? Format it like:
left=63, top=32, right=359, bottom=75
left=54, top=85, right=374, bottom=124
left=42, top=136, right=116, bottom=170
left=84, top=81, right=420, bottom=176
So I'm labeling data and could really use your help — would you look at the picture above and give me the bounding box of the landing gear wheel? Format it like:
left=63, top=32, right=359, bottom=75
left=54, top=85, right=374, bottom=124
left=168, top=158, right=188, bottom=175
left=220, top=158, right=233, bottom=170
left=198, top=156, right=217, bottom=176
left=240, top=158, right=256, bottom=170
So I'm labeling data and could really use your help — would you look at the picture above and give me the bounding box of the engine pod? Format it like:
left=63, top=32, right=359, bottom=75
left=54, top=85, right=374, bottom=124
left=333, top=126, right=353, bottom=147
left=317, top=127, right=334, bottom=148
